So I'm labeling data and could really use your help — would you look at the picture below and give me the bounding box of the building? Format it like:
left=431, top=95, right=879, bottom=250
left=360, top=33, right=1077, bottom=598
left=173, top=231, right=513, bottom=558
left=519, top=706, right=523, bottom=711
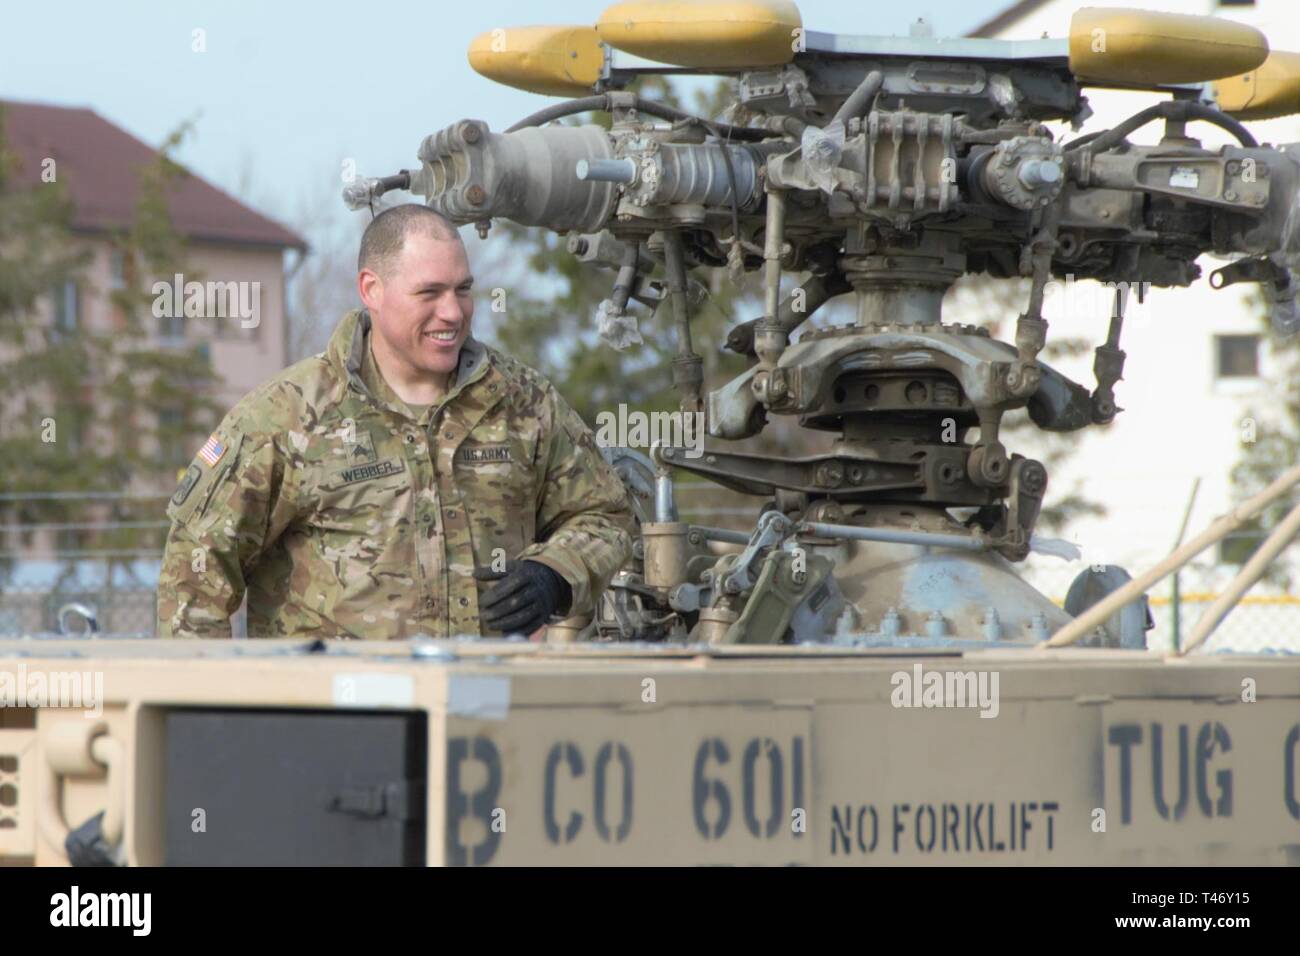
left=966, top=0, right=1300, bottom=649
left=0, top=100, right=305, bottom=634
left=2, top=100, right=306, bottom=410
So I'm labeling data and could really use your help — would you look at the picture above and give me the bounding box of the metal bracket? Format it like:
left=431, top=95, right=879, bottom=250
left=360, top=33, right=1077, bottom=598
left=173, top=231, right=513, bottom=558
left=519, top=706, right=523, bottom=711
left=718, top=511, right=793, bottom=596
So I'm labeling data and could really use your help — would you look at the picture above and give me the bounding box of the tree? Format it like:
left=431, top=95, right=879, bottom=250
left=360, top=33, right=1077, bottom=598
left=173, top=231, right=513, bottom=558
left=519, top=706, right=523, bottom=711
left=1228, top=288, right=1298, bottom=586
left=0, top=108, right=222, bottom=611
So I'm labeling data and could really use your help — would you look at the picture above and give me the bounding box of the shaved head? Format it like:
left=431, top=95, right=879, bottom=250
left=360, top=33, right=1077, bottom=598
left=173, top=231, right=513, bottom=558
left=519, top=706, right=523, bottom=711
left=356, top=204, right=475, bottom=390
left=358, top=204, right=462, bottom=277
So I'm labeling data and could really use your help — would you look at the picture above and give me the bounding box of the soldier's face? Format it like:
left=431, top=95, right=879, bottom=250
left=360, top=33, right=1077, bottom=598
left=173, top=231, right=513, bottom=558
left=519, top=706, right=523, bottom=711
left=365, top=232, right=475, bottom=377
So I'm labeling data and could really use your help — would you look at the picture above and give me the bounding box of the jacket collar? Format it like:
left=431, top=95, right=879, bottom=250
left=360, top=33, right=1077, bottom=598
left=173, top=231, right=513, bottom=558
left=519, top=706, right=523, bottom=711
left=327, top=308, right=491, bottom=406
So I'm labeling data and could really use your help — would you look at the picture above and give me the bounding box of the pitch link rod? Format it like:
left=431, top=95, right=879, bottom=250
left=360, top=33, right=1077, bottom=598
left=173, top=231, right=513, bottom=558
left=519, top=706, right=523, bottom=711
left=691, top=526, right=752, bottom=545
left=798, top=521, right=990, bottom=551
left=754, top=189, right=788, bottom=370
left=662, top=230, right=704, bottom=414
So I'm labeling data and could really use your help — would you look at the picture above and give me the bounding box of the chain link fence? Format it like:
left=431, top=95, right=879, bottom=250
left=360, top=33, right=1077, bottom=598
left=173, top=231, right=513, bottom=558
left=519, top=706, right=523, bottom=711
left=1017, top=558, right=1300, bottom=654
left=0, top=491, right=166, bottom=637
left=2, top=486, right=1297, bottom=651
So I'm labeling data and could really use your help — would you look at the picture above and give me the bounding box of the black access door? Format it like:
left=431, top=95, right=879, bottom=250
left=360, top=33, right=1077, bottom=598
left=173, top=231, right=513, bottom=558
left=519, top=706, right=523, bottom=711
left=164, top=709, right=427, bottom=866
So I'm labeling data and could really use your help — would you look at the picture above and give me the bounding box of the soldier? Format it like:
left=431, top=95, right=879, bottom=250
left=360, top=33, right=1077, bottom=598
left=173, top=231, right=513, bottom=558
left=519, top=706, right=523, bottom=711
left=157, top=204, right=634, bottom=639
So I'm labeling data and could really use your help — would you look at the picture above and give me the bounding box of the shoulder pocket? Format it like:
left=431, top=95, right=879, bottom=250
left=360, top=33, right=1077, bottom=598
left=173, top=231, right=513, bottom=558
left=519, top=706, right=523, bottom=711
left=166, top=433, right=245, bottom=528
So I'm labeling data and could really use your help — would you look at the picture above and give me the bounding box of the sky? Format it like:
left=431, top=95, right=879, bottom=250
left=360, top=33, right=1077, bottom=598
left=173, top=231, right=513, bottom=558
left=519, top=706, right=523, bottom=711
left=0, top=0, right=1010, bottom=237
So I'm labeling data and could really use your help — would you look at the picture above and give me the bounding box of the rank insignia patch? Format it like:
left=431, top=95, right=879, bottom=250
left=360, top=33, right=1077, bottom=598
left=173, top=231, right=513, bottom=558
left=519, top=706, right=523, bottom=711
left=346, top=430, right=378, bottom=464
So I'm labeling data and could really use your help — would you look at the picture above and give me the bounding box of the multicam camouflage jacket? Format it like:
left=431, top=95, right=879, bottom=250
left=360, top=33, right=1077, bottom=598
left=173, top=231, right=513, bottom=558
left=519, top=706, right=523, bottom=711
left=157, top=309, right=635, bottom=639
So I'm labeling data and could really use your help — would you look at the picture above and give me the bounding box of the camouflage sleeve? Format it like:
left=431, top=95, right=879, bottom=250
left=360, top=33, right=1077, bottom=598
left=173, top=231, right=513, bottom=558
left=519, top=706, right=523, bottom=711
left=517, top=387, right=635, bottom=618
left=156, top=424, right=297, bottom=638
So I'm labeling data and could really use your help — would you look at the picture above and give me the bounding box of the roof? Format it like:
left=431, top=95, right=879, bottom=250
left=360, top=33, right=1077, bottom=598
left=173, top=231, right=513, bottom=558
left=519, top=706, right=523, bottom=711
left=2, top=99, right=306, bottom=250
left=967, top=0, right=1053, bottom=38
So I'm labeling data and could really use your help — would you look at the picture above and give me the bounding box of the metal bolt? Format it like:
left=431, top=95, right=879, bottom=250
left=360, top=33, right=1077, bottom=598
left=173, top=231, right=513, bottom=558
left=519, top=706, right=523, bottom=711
left=880, top=608, right=902, bottom=638
left=1018, top=159, right=1062, bottom=189
left=466, top=185, right=487, bottom=206
left=462, top=124, right=482, bottom=145
left=817, top=462, right=844, bottom=487
left=411, top=640, right=454, bottom=660
left=1225, top=190, right=1238, bottom=202
left=982, top=606, right=1002, bottom=641
left=1027, top=611, right=1050, bottom=640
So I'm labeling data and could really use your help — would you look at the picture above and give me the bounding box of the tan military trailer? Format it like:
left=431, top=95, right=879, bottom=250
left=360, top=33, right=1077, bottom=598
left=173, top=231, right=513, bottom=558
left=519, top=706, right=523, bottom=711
left=1, top=639, right=1298, bottom=865
left=6, top=1, right=1300, bottom=865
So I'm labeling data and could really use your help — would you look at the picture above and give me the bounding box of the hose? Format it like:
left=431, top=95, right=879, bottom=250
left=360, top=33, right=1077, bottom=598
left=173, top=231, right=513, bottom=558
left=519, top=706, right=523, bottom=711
left=505, top=94, right=773, bottom=141
left=1074, top=101, right=1257, bottom=154
left=829, top=70, right=884, bottom=128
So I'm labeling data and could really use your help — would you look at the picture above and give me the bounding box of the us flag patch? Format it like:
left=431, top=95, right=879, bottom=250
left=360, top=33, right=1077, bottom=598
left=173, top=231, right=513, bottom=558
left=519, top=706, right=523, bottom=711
left=197, top=434, right=227, bottom=468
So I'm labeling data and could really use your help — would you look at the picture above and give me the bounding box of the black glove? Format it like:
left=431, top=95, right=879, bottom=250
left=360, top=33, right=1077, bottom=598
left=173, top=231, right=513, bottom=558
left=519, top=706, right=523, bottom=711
left=473, top=559, right=572, bottom=635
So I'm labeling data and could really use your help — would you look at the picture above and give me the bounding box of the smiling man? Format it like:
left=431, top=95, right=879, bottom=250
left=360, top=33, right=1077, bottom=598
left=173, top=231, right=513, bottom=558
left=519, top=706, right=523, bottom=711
left=157, top=204, right=634, bottom=639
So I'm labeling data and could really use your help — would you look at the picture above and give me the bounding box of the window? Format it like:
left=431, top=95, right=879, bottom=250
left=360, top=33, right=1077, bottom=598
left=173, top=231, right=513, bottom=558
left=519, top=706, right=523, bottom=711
left=1215, top=334, right=1259, bottom=378
left=1220, top=513, right=1266, bottom=565
left=52, top=280, right=79, bottom=335
left=206, top=281, right=261, bottom=341
left=109, top=249, right=127, bottom=290
left=157, top=407, right=189, bottom=468
left=158, top=311, right=185, bottom=343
